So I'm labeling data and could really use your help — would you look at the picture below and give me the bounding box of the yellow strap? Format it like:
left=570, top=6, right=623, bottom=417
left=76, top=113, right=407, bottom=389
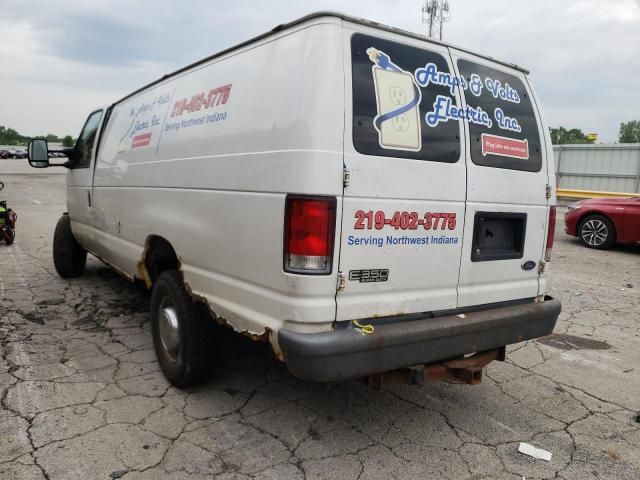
left=353, top=319, right=375, bottom=334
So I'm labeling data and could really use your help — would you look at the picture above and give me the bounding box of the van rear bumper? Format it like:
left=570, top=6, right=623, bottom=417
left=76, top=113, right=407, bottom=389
left=278, top=297, right=561, bottom=382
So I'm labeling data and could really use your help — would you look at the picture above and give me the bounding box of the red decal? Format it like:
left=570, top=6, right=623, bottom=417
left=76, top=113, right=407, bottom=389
left=131, top=132, right=152, bottom=148
left=481, top=133, right=529, bottom=160
left=353, top=211, right=457, bottom=231
left=408, top=212, right=418, bottom=229
left=448, top=213, right=457, bottom=230
left=375, top=211, right=385, bottom=230
left=390, top=212, right=402, bottom=229
left=171, top=84, right=233, bottom=118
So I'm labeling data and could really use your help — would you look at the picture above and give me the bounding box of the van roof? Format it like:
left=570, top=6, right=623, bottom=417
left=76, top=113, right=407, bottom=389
left=115, top=11, right=529, bottom=107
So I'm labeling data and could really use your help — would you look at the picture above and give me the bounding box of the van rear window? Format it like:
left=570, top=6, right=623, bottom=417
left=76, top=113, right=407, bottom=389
left=457, top=60, right=542, bottom=172
left=351, top=33, right=460, bottom=163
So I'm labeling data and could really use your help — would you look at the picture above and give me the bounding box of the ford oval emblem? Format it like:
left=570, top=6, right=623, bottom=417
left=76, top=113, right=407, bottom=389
left=522, top=260, right=536, bottom=271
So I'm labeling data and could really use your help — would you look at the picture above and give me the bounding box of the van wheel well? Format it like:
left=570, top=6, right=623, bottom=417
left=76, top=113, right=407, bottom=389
left=143, top=236, right=180, bottom=285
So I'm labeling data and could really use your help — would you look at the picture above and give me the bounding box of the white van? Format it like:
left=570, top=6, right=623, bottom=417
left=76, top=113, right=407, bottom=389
left=28, top=12, right=560, bottom=388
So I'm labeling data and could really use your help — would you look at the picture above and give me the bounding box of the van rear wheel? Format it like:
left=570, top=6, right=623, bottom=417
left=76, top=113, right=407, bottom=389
left=53, top=214, right=87, bottom=278
left=150, top=270, right=215, bottom=388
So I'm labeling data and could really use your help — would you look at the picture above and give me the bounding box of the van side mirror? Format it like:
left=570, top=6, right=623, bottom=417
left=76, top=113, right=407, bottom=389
left=28, top=139, right=50, bottom=168
left=28, top=138, right=73, bottom=168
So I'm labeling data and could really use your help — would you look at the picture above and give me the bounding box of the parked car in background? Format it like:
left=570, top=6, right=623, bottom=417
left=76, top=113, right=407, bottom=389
left=0, top=149, right=10, bottom=159
left=8, top=148, right=27, bottom=159
left=565, top=197, right=640, bottom=249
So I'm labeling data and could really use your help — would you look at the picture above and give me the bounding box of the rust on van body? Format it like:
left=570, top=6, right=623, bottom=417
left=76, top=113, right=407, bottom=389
left=136, top=244, right=153, bottom=289
left=136, top=247, right=282, bottom=358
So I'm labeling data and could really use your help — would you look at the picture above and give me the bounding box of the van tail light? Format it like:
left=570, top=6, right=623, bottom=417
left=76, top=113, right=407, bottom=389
left=545, top=206, right=556, bottom=262
left=284, top=196, right=336, bottom=274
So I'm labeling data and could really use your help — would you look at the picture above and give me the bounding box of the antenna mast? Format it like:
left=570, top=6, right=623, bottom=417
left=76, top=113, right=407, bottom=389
left=421, top=0, right=451, bottom=40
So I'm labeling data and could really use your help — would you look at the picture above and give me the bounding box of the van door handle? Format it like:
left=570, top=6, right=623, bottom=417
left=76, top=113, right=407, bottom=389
left=87, top=190, right=92, bottom=207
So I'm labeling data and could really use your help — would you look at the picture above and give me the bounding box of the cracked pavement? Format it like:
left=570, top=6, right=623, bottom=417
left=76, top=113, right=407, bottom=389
left=1, top=160, right=639, bottom=480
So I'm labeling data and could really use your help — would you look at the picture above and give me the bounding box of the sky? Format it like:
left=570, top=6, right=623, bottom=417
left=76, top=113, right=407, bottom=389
left=1, top=0, right=639, bottom=142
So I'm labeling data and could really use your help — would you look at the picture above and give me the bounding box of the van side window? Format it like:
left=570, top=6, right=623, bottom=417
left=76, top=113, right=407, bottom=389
left=457, top=60, right=542, bottom=172
left=74, top=110, right=103, bottom=169
left=351, top=33, right=460, bottom=163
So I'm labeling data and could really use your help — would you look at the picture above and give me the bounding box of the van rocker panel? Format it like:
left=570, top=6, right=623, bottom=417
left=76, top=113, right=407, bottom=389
left=278, top=297, right=560, bottom=381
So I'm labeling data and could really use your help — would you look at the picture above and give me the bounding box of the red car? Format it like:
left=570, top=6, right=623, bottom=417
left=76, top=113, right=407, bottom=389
left=565, top=197, right=640, bottom=249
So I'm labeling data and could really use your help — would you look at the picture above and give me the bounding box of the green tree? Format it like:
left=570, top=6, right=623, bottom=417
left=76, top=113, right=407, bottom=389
left=618, top=120, right=640, bottom=143
left=0, top=126, right=26, bottom=145
left=0, top=126, right=76, bottom=146
left=549, top=126, right=593, bottom=145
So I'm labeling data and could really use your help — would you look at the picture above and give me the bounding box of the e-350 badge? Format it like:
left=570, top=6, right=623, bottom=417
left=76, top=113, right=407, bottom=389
left=349, top=269, right=390, bottom=283
left=367, top=48, right=422, bottom=152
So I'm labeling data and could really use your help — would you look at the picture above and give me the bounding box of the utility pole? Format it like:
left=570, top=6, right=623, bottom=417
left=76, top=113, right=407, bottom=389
left=421, top=0, right=451, bottom=40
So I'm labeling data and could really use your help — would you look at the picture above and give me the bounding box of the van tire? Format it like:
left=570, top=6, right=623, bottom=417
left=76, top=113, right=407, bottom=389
left=53, top=214, right=87, bottom=278
left=578, top=214, right=616, bottom=249
left=150, top=269, right=214, bottom=388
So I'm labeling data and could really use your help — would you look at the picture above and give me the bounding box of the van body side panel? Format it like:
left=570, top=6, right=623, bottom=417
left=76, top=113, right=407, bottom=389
left=449, top=51, right=550, bottom=307
left=336, top=24, right=467, bottom=321
left=92, top=21, right=345, bottom=335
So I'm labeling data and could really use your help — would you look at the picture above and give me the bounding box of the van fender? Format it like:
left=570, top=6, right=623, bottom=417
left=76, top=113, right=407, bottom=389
left=137, top=235, right=279, bottom=355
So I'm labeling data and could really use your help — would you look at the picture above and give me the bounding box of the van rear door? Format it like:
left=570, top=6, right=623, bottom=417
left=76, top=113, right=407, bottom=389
left=336, top=28, right=466, bottom=321
left=450, top=52, right=550, bottom=307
